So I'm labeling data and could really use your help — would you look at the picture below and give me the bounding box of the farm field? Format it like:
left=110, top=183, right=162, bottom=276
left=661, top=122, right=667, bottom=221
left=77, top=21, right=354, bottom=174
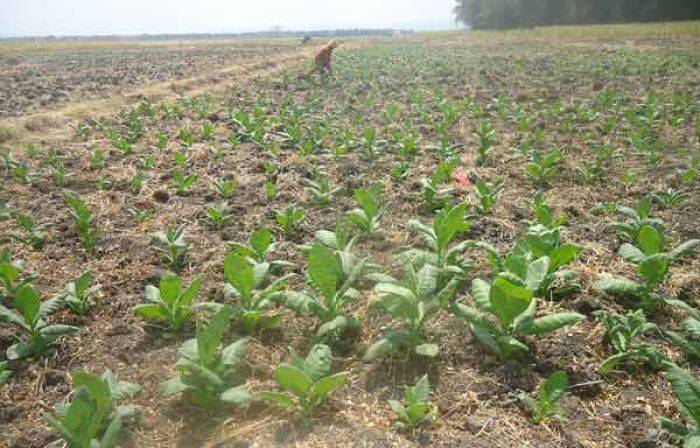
left=0, top=38, right=303, bottom=119
left=0, top=22, right=699, bottom=447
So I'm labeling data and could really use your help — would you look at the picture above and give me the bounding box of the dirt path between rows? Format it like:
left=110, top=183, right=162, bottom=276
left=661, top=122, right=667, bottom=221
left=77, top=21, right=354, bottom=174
left=0, top=47, right=312, bottom=148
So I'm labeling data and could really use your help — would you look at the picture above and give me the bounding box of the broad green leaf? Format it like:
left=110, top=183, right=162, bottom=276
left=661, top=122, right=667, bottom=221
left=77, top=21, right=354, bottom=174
left=250, top=228, right=273, bottom=258
left=668, top=366, right=700, bottom=427
left=160, top=376, right=190, bottom=395
left=303, top=344, right=333, bottom=380
left=669, top=240, right=700, bottom=260
left=540, top=371, right=567, bottom=409
left=99, top=417, right=123, bottom=448
left=220, top=385, right=252, bottom=404
left=179, top=278, right=201, bottom=307
left=134, top=304, right=167, bottom=320
left=317, top=315, right=350, bottom=336
left=525, top=257, right=550, bottom=293
left=550, top=244, right=581, bottom=270
left=434, top=203, right=468, bottom=251
left=310, top=372, right=348, bottom=401
left=224, top=253, right=255, bottom=300
left=15, top=285, right=41, bottom=326
left=407, top=375, right=430, bottom=403
left=258, top=391, right=295, bottom=407
left=522, top=312, right=584, bottom=335
left=197, top=306, right=231, bottom=366
left=102, top=370, right=140, bottom=400
left=598, top=352, right=629, bottom=373
left=40, top=324, right=79, bottom=338
left=0, top=304, right=27, bottom=328
left=364, top=338, right=395, bottom=362
left=618, top=244, right=646, bottom=264
left=276, top=364, right=312, bottom=396
left=71, top=371, right=112, bottom=411
left=637, top=225, right=664, bottom=255
left=490, top=277, right=532, bottom=329
left=221, top=338, right=247, bottom=367
left=594, top=274, right=641, bottom=297
left=638, top=254, right=669, bottom=287
left=159, top=274, right=182, bottom=304
left=415, top=343, right=439, bottom=357
left=308, top=244, right=339, bottom=300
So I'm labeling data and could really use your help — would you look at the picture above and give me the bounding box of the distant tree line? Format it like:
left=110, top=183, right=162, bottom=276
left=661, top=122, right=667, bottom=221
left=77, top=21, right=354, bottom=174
left=3, top=29, right=411, bottom=43
left=454, top=0, right=700, bottom=29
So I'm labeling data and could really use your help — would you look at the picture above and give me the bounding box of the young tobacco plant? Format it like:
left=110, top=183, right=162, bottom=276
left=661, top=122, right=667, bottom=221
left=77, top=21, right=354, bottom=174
left=134, top=273, right=200, bottom=331
left=346, top=184, right=386, bottom=235
left=593, top=309, right=669, bottom=373
left=227, top=227, right=291, bottom=272
left=285, top=243, right=365, bottom=339
left=259, top=344, right=348, bottom=427
left=666, top=317, right=700, bottom=361
left=58, top=271, right=100, bottom=315
left=524, top=149, right=561, bottom=188
left=0, top=284, right=78, bottom=359
left=214, top=178, right=237, bottom=199
left=161, top=306, right=251, bottom=408
left=0, top=249, right=37, bottom=302
left=405, top=202, right=472, bottom=285
left=46, top=370, right=140, bottom=448
left=150, top=226, right=190, bottom=272
left=452, top=276, right=583, bottom=361
left=661, top=366, right=700, bottom=446
left=594, top=225, right=699, bottom=314
left=303, top=172, right=341, bottom=206
left=389, top=375, right=435, bottom=430
left=275, top=206, right=306, bottom=237
left=518, top=371, right=568, bottom=424
left=474, top=178, right=504, bottom=215
left=0, top=361, right=11, bottom=385
left=522, top=193, right=567, bottom=230
left=172, top=168, right=197, bottom=196
left=64, top=193, right=101, bottom=253
left=13, top=213, right=51, bottom=250
left=474, top=120, right=496, bottom=166
left=614, top=196, right=663, bottom=243
left=364, top=262, right=461, bottom=362
left=478, top=224, right=582, bottom=299
left=204, top=205, right=234, bottom=229
left=419, top=161, right=455, bottom=213
left=207, top=253, right=292, bottom=333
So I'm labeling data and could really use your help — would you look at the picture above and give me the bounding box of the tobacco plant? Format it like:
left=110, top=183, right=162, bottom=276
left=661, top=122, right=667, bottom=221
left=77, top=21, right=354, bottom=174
left=259, top=344, right=348, bottom=426
left=518, top=371, right=568, bottom=423
left=134, top=273, right=200, bottom=331
left=59, top=271, right=100, bottom=315
left=365, top=262, right=461, bottom=362
left=661, top=366, right=700, bottom=446
left=161, top=307, right=251, bottom=408
left=150, top=226, right=190, bottom=272
left=13, top=213, right=51, bottom=250
left=595, top=225, right=699, bottom=313
left=0, top=249, right=37, bottom=302
left=346, top=184, right=386, bottom=235
left=0, top=284, right=78, bottom=359
left=389, top=375, right=435, bottom=430
left=452, top=276, right=583, bottom=361
left=285, top=243, right=365, bottom=339
left=64, top=193, right=101, bottom=253
left=593, top=309, right=668, bottom=373
left=666, top=317, right=700, bottom=361
left=46, top=370, right=140, bottom=448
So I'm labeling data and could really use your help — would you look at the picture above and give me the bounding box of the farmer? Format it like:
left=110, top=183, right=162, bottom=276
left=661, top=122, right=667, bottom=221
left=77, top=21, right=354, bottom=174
left=312, top=39, right=339, bottom=78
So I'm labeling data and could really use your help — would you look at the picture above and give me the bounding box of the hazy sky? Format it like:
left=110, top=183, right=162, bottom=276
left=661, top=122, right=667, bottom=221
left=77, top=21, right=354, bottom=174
left=1, top=0, right=459, bottom=37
